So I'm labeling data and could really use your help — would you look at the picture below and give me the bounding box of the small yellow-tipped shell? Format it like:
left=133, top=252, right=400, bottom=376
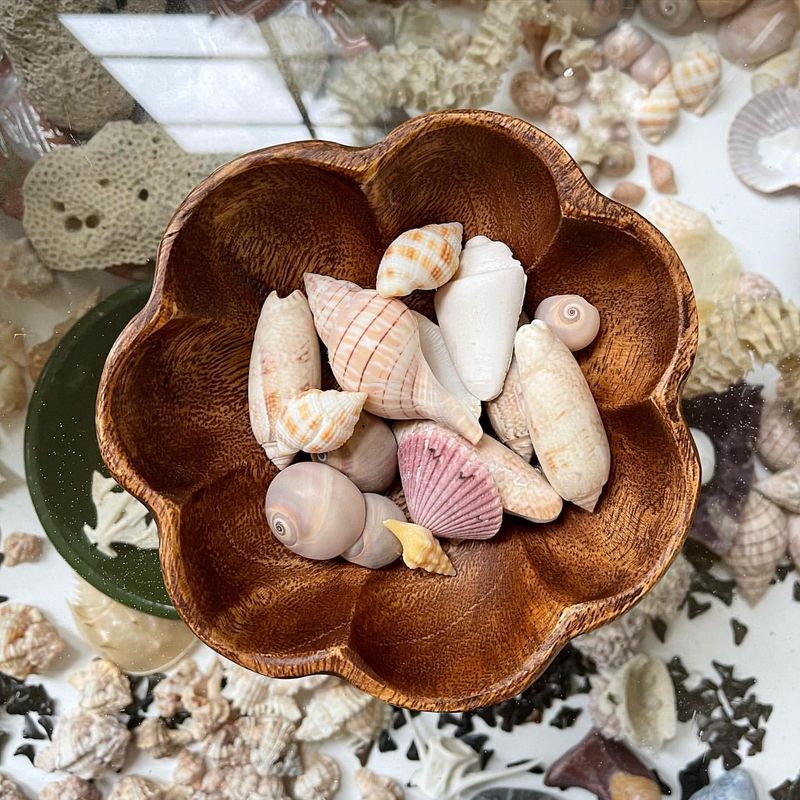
left=376, top=222, right=463, bottom=298
left=275, top=389, right=367, bottom=454
left=534, top=295, right=600, bottom=352
left=382, top=519, right=456, bottom=576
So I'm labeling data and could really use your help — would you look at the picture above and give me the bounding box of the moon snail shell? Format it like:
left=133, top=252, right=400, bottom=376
left=533, top=295, right=601, bottom=351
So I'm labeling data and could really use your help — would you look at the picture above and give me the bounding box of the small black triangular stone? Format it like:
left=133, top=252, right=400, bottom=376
left=731, top=619, right=748, bottom=645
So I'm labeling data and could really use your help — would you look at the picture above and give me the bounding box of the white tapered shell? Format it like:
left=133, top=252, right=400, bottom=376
left=433, top=235, right=527, bottom=402
left=725, top=492, right=788, bottom=605
left=275, top=389, right=367, bottom=454
left=413, top=312, right=481, bottom=420
left=636, top=76, right=680, bottom=143
left=534, top=294, right=600, bottom=351
left=265, top=462, right=365, bottom=560
left=396, top=422, right=503, bottom=540
left=755, top=466, right=800, bottom=513
left=630, top=42, right=672, bottom=89
left=588, top=654, right=677, bottom=751
left=672, top=34, right=722, bottom=114
left=305, top=274, right=482, bottom=444
left=728, top=87, right=800, bottom=194
left=757, top=399, right=800, bottom=470
left=376, top=222, right=463, bottom=297
left=342, top=493, right=404, bottom=569
left=312, top=412, right=398, bottom=492
left=752, top=48, right=800, bottom=94
left=603, top=23, right=653, bottom=70
left=515, top=320, right=610, bottom=512
left=248, top=290, right=321, bottom=470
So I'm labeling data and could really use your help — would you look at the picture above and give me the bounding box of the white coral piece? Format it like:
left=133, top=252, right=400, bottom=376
left=69, top=658, right=132, bottom=714
left=293, top=751, right=340, bottom=800
left=40, top=775, right=101, bottom=800
left=34, top=710, right=131, bottom=779
left=0, top=602, right=66, bottom=679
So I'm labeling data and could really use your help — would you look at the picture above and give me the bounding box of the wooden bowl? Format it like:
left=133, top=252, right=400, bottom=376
left=97, top=111, right=699, bottom=711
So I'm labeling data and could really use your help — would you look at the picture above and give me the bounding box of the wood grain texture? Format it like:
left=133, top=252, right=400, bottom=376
left=96, top=110, right=700, bottom=711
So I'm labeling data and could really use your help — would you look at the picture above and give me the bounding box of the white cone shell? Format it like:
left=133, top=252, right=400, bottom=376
left=434, top=236, right=526, bottom=402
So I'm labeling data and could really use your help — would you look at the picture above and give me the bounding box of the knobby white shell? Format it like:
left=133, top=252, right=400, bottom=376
left=728, top=86, right=800, bottom=194
left=312, top=412, right=398, bottom=493
left=248, top=290, right=321, bottom=470
left=295, top=681, right=372, bottom=741
left=0, top=602, right=66, bottom=679
left=636, top=76, right=680, bottom=144
left=413, top=311, right=481, bottom=420
left=515, top=320, right=610, bottom=511
left=671, top=34, right=722, bottom=114
left=342, top=493, right=404, bottom=569
left=755, top=466, right=800, bottom=513
left=69, top=658, right=132, bottom=715
left=264, top=462, right=365, bottom=560
left=434, top=235, right=527, bottom=402
left=534, top=294, right=600, bottom=351
left=274, top=388, right=367, bottom=454
left=376, top=222, right=463, bottom=297
left=752, top=48, right=800, bottom=94
left=355, top=767, right=404, bottom=800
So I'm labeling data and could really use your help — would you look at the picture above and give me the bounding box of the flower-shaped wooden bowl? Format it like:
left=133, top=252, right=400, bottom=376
left=97, top=111, right=699, bottom=711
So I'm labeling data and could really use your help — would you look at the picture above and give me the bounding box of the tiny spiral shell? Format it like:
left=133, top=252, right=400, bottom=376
left=533, top=295, right=601, bottom=351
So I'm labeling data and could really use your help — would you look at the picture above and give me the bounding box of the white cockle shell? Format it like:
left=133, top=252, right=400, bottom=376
left=515, top=320, right=610, bottom=512
left=755, top=466, right=800, bottom=513
left=433, top=235, right=527, bottom=402
left=342, top=493, right=404, bottom=569
left=376, top=222, right=463, bottom=297
left=248, top=290, right=321, bottom=470
left=636, top=76, right=680, bottom=144
left=534, top=294, right=600, bottom=351
left=671, top=34, right=722, bottom=114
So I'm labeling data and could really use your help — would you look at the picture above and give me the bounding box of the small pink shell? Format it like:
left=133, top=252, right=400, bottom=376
left=397, top=427, right=503, bottom=540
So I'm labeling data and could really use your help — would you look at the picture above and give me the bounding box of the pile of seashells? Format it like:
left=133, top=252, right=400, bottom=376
left=249, top=222, right=609, bottom=577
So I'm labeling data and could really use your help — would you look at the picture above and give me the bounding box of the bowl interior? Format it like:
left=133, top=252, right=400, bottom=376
left=105, top=117, right=695, bottom=708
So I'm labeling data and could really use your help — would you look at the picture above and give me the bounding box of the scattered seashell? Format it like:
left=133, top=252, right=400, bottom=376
left=0, top=322, right=27, bottom=418
left=343, top=493, right=404, bottom=569
left=35, top=710, right=131, bottom=779
left=0, top=602, right=65, bottom=679
left=737, top=271, right=782, bottom=300
left=108, top=776, right=164, bottom=800
left=588, top=654, right=677, bottom=751
left=725, top=491, right=788, bottom=605
left=376, top=222, right=463, bottom=298
left=248, top=290, right=322, bottom=470
left=83, top=470, right=158, bottom=557
left=0, top=774, right=28, bottom=800
left=434, top=235, right=527, bottom=402
left=265, top=462, right=365, bottom=560
left=728, top=86, right=800, bottom=194
left=697, top=0, right=749, bottom=16
left=611, top=181, right=646, bottom=206
left=0, top=531, right=42, bottom=566
left=572, top=607, right=648, bottom=669
left=413, top=312, right=481, bottom=420
left=789, top=514, right=800, bottom=566
left=752, top=47, right=800, bottom=93
left=603, top=23, right=653, bottom=70
left=343, top=698, right=392, bottom=745
left=637, top=552, right=694, bottom=621
left=355, top=767, right=404, bottom=799
left=395, top=422, right=503, bottom=539
left=69, top=658, right=132, bottom=715
left=0, top=237, right=53, bottom=297
left=718, top=0, right=799, bottom=65
left=69, top=577, right=196, bottom=675
left=294, top=752, right=340, bottom=800
left=134, top=716, right=193, bottom=758
left=534, top=295, right=601, bottom=351
left=40, top=775, right=102, bottom=800
left=304, top=274, right=360, bottom=343
left=235, top=714, right=298, bottom=776
left=306, top=275, right=482, bottom=443
left=510, top=71, right=557, bottom=117
left=648, top=154, right=678, bottom=193
left=275, top=388, right=367, bottom=455
left=296, top=681, right=372, bottom=741
left=599, top=140, right=635, bottom=176
left=383, top=520, right=457, bottom=576
left=313, top=412, right=398, bottom=493
left=222, top=662, right=292, bottom=720
left=515, top=321, right=610, bottom=512
left=757, top=399, right=800, bottom=470
left=672, top=34, right=722, bottom=114
left=546, top=104, right=581, bottom=137
left=641, top=0, right=703, bottom=32
left=690, top=427, right=716, bottom=486
left=630, top=41, right=672, bottom=88
left=755, top=466, right=800, bottom=512
left=691, top=768, right=757, bottom=800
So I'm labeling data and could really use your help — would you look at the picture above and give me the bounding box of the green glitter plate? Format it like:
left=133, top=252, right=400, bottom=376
left=24, top=281, right=177, bottom=619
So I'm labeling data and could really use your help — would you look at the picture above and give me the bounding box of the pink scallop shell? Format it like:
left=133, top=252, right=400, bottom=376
left=397, top=427, right=503, bottom=540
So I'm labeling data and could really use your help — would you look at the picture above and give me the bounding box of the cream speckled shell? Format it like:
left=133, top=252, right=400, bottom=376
left=725, top=491, right=788, bottom=605
left=755, top=466, right=800, bottom=513
left=636, top=76, right=680, bottom=143
left=672, top=34, right=722, bottom=114
left=275, top=389, right=367, bottom=454
left=376, top=222, right=463, bottom=297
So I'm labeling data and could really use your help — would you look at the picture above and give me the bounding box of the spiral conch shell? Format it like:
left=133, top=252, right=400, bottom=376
left=275, top=389, right=367, bottom=455
left=342, top=493, right=404, bottom=569
left=305, top=274, right=482, bottom=444
left=376, top=222, right=463, bottom=298
left=671, top=34, right=722, bottom=115
left=515, top=321, right=610, bottom=512
left=434, top=235, right=527, bottom=402
left=383, top=520, right=456, bottom=576
left=534, top=295, right=600, bottom=352
left=248, top=290, right=321, bottom=470
left=265, top=462, right=366, bottom=560
left=636, top=77, right=680, bottom=143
